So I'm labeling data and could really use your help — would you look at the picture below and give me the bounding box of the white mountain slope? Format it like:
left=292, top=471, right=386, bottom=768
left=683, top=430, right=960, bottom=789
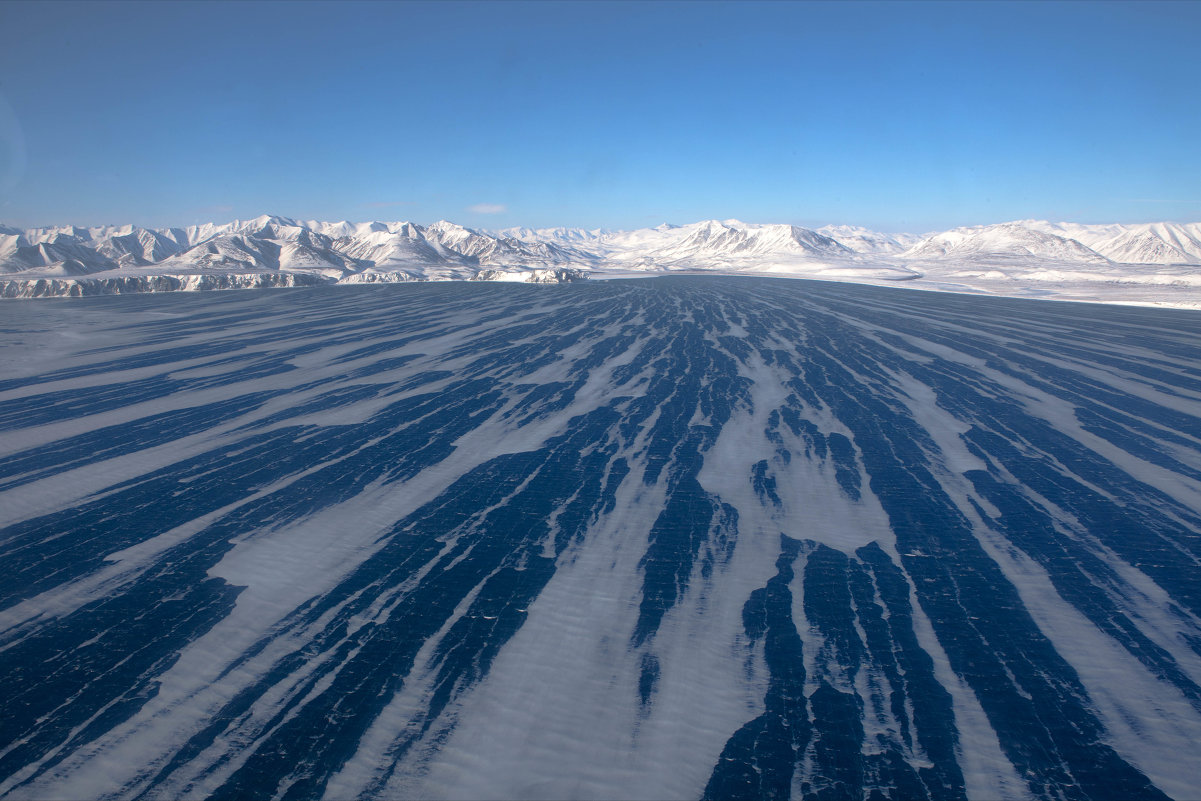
left=498, top=220, right=865, bottom=267
left=331, top=221, right=448, bottom=269
left=94, top=227, right=188, bottom=267
left=902, top=222, right=1110, bottom=264
left=323, top=220, right=585, bottom=279
left=1016, top=220, right=1127, bottom=248
left=664, top=219, right=853, bottom=260
left=1147, top=222, right=1201, bottom=260
left=424, top=220, right=584, bottom=266
left=0, top=227, right=21, bottom=264
left=1091, top=229, right=1196, bottom=265
left=1089, top=223, right=1201, bottom=265
left=0, top=215, right=590, bottom=281
left=498, top=226, right=611, bottom=249
left=159, top=234, right=285, bottom=272
left=0, top=232, right=119, bottom=276
left=589, top=219, right=854, bottom=269
left=817, top=225, right=919, bottom=255
left=1018, top=220, right=1201, bottom=264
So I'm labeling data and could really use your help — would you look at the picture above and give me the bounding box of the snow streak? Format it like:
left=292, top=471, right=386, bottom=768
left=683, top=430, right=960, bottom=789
left=1, top=278, right=1199, bottom=800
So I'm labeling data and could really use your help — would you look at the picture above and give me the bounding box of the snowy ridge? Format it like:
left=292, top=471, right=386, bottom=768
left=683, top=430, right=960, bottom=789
left=817, top=224, right=920, bottom=255
left=901, top=222, right=1112, bottom=264
left=0, top=215, right=1199, bottom=305
left=607, top=218, right=855, bottom=264
left=1090, top=224, right=1201, bottom=265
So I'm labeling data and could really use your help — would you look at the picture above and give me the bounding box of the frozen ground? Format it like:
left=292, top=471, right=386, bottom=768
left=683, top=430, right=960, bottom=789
left=1, top=278, right=1200, bottom=800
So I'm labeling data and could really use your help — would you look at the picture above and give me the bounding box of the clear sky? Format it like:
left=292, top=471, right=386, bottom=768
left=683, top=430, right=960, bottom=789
left=0, top=0, right=1197, bottom=233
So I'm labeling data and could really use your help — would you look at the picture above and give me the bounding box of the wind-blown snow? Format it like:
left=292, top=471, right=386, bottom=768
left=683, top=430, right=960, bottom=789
left=1, top=277, right=1199, bottom=800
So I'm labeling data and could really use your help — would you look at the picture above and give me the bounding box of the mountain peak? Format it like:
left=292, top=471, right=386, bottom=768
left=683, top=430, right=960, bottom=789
left=249, top=214, right=298, bottom=227
left=427, top=220, right=471, bottom=234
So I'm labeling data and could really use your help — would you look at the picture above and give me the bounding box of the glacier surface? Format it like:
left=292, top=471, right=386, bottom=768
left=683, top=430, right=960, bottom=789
left=1, top=278, right=1200, bottom=800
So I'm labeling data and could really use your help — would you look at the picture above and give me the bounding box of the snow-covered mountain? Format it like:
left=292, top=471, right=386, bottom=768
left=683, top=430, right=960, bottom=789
left=1091, top=229, right=1194, bottom=265
left=1017, top=220, right=1201, bottom=264
left=901, top=222, right=1111, bottom=264
left=817, top=224, right=919, bottom=255
left=636, top=219, right=854, bottom=263
left=498, top=225, right=611, bottom=247
left=96, top=228, right=189, bottom=267
left=498, top=219, right=861, bottom=266
left=1, top=215, right=1199, bottom=304
left=0, top=215, right=590, bottom=283
left=1013, top=220, right=1127, bottom=248
left=1089, top=223, right=1201, bottom=265
left=0, top=230, right=120, bottom=276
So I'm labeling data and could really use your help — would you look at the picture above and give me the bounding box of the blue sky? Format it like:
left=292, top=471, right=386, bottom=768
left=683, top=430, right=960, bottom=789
left=0, top=0, right=1197, bottom=232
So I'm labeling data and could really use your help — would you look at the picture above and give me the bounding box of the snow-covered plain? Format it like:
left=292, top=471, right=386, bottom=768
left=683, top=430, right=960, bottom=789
left=1, top=277, right=1200, bottom=800
left=2, top=216, right=1200, bottom=307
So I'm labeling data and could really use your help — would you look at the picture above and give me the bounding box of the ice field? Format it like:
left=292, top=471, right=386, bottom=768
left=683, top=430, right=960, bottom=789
left=1, top=277, right=1200, bottom=800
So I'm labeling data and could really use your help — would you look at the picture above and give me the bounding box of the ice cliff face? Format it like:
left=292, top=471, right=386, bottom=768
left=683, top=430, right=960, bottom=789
left=0, top=269, right=590, bottom=298
left=0, top=272, right=330, bottom=298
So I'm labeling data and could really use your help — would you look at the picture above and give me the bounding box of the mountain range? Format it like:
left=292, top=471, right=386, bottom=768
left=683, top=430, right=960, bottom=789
left=3, top=215, right=1200, bottom=304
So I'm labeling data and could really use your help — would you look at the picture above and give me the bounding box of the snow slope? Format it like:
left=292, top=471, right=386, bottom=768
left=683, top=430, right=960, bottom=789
left=817, top=224, right=919, bottom=254
left=901, top=222, right=1110, bottom=264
